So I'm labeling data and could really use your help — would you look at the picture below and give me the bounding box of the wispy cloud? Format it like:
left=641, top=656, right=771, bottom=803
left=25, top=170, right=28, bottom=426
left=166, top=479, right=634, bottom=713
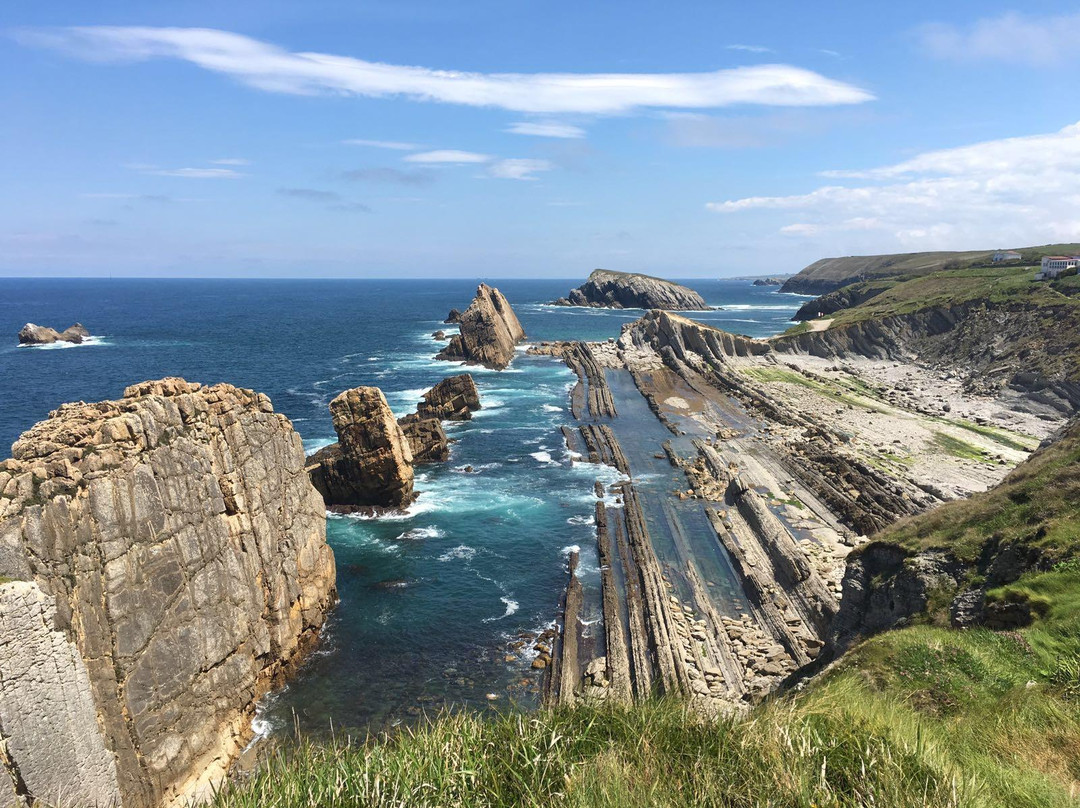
left=277, top=187, right=371, bottom=212
left=340, top=167, right=436, bottom=185
left=210, top=157, right=250, bottom=165
left=277, top=187, right=340, bottom=202
left=20, top=27, right=875, bottom=114
left=505, top=121, right=586, bottom=139
left=726, top=44, right=774, bottom=54
left=488, top=158, right=553, bottom=181
left=342, top=138, right=421, bottom=150
left=918, top=11, right=1080, bottom=67
left=707, top=120, right=1080, bottom=249
left=136, top=166, right=243, bottom=179
left=404, top=150, right=491, bottom=164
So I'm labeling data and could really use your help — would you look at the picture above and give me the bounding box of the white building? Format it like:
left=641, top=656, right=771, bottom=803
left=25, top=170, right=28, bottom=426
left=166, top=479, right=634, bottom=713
left=1036, top=255, right=1080, bottom=280
left=992, top=250, right=1022, bottom=263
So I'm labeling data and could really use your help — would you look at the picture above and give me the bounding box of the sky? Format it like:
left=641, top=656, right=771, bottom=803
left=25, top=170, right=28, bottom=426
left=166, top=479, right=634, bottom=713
left=1, top=0, right=1079, bottom=278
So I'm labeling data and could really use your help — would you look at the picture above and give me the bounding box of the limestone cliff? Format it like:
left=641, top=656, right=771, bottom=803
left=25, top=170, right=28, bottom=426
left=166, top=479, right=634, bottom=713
left=436, top=284, right=525, bottom=370
left=554, top=269, right=708, bottom=311
left=416, top=374, right=481, bottom=421
left=0, top=377, right=336, bottom=807
left=308, top=387, right=415, bottom=511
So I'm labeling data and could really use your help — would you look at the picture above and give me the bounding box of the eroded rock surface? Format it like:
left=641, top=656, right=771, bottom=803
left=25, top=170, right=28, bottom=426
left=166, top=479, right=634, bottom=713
left=0, top=377, right=336, bottom=807
left=416, top=374, right=481, bottom=421
left=436, top=284, right=525, bottom=370
left=17, top=322, right=90, bottom=345
left=398, top=417, right=449, bottom=463
left=308, top=387, right=415, bottom=511
left=554, top=269, right=707, bottom=311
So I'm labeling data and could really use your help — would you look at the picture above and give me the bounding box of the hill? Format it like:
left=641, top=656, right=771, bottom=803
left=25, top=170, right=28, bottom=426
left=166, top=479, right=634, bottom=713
left=781, top=244, right=1080, bottom=296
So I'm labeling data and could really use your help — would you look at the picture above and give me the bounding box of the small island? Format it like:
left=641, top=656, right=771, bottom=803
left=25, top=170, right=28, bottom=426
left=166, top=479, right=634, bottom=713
left=553, top=269, right=708, bottom=311
left=18, top=322, right=90, bottom=345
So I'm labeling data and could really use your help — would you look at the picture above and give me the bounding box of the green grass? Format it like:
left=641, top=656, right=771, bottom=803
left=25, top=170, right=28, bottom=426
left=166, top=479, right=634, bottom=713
left=782, top=321, right=812, bottom=336
left=933, top=432, right=991, bottom=463
left=879, top=421, right=1080, bottom=562
left=742, top=366, right=890, bottom=413
left=211, top=576, right=1080, bottom=808
left=940, top=419, right=1039, bottom=452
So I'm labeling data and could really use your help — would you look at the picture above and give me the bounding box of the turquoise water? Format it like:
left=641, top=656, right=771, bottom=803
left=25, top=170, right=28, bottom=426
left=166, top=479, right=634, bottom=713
left=0, top=277, right=805, bottom=734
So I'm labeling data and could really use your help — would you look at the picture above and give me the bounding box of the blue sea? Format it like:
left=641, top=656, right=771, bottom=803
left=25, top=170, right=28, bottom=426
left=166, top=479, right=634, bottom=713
left=0, top=278, right=805, bottom=734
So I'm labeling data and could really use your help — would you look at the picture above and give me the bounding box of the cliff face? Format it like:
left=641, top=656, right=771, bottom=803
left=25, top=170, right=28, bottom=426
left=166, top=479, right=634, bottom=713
left=779, top=250, right=994, bottom=296
left=437, top=284, right=525, bottom=370
left=0, top=378, right=336, bottom=808
left=308, top=387, right=415, bottom=511
left=554, top=269, right=708, bottom=311
left=774, top=302, right=1080, bottom=412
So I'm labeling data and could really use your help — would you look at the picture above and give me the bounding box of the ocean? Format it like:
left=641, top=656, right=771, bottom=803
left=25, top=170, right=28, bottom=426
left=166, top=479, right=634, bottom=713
left=0, top=277, right=806, bottom=735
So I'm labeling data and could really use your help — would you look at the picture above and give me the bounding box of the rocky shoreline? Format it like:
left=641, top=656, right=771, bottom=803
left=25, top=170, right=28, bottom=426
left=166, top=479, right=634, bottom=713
left=553, top=269, right=708, bottom=311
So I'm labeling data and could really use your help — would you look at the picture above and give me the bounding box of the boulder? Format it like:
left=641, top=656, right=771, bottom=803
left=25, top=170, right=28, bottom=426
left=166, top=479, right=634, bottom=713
left=17, top=322, right=90, bottom=345
left=0, top=378, right=336, bottom=807
left=436, top=284, right=525, bottom=370
left=399, top=416, right=450, bottom=463
left=553, top=269, right=707, bottom=310
left=444, top=308, right=462, bottom=324
left=417, top=374, right=481, bottom=421
left=433, top=330, right=447, bottom=340
left=308, top=387, right=415, bottom=510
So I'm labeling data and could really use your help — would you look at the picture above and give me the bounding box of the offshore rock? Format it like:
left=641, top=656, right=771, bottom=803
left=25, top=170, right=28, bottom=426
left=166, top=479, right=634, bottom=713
left=436, top=284, right=525, bottom=370
left=398, top=417, right=450, bottom=463
left=553, top=269, right=708, bottom=311
left=17, top=322, right=90, bottom=345
left=417, top=374, right=481, bottom=421
left=308, top=387, right=415, bottom=511
left=0, top=377, right=336, bottom=807
left=444, top=309, right=462, bottom=324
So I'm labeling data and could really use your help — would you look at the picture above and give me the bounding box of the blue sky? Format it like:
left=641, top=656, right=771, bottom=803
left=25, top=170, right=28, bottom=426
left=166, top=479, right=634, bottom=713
left=2, top=1, right=1079, bottom=278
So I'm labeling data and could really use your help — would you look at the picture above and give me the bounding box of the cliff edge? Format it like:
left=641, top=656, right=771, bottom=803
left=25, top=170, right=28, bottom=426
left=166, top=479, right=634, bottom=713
left=0, top=377, right=336, bottom=807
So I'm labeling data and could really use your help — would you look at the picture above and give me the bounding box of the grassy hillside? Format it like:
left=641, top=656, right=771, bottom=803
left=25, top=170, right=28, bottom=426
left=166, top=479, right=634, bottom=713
left=782, top=244, right=1080, bottom=295
left=211, top=425, right=1080, bottom=808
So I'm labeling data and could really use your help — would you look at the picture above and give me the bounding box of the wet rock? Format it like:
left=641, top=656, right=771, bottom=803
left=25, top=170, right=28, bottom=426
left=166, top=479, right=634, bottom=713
left=398, top=416, right=449, bottom=463
left=416, top=374, right=482, bottom=421
left=436, top=285, right=526, bottom=370
left=17, top=322, right=90, bottom=345
left=309, top=387, right=415, bottom=510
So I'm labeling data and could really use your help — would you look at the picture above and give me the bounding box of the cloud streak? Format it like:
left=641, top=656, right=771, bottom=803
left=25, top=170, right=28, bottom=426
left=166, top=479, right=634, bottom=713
left=505, top=121, right=586, bottom=139
left=21, top=26, right=875, bottom=114
left=404, top=150, right=491, bottom=164
left=342, top=138, right=421, bottom=150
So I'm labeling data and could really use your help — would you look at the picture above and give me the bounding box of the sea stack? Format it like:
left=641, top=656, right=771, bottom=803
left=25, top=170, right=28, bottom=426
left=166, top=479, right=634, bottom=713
left=308, top=387, right=416, bottom=511
left=17, top=322, right=90, bottom=345
left=553, top=269, right=708, bottom=311
left=0, top=378, right=336, bottom=807
left=436, top=284, right=526, bottom=370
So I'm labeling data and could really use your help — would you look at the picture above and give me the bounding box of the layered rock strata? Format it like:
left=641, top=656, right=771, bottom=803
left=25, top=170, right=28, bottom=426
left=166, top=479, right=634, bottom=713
left=415, top=374, right=481, bottom=421
left=17, top=322, right=90, bottom=345
left=553, top=269, right=708, bottom=311
left=308, top=387, right=415, bottom=511
left=436, top=285, right=525, bottom=370
left=0, top=377, right=336, bottom=807
left=398, top=417, right=449, bottom=464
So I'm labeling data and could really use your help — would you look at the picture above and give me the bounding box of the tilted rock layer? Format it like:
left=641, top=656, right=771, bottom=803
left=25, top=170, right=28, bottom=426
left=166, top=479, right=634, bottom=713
left=416, top=374, right=481, bottom=421
left=308, top=386, right=415, bottom=510
left=554, top=269, right=708, bottom=311
left=0, top=377, right=336, bottom=808
left=437, top=284, right=525, bottom=370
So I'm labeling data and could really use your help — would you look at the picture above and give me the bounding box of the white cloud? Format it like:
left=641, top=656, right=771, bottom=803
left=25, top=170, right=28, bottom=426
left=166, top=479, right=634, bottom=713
left=403, top=150, right=491, bottom=164
left=505, top=121, right=586, bottom=139
left=726, top=44, right=774, bottom=54
left=919, top=11, right=1080, bottom=67
left=488, top=158, right=553, bottom=181
left=342, top=138, right=420, bottom=150
left=210, top=157, right=250, bottom=165
left=708, top=120, right=1080, bottom=251
left=20, top=26, right=875, bottom=114
left=146, top=167, right=243, bottom=178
